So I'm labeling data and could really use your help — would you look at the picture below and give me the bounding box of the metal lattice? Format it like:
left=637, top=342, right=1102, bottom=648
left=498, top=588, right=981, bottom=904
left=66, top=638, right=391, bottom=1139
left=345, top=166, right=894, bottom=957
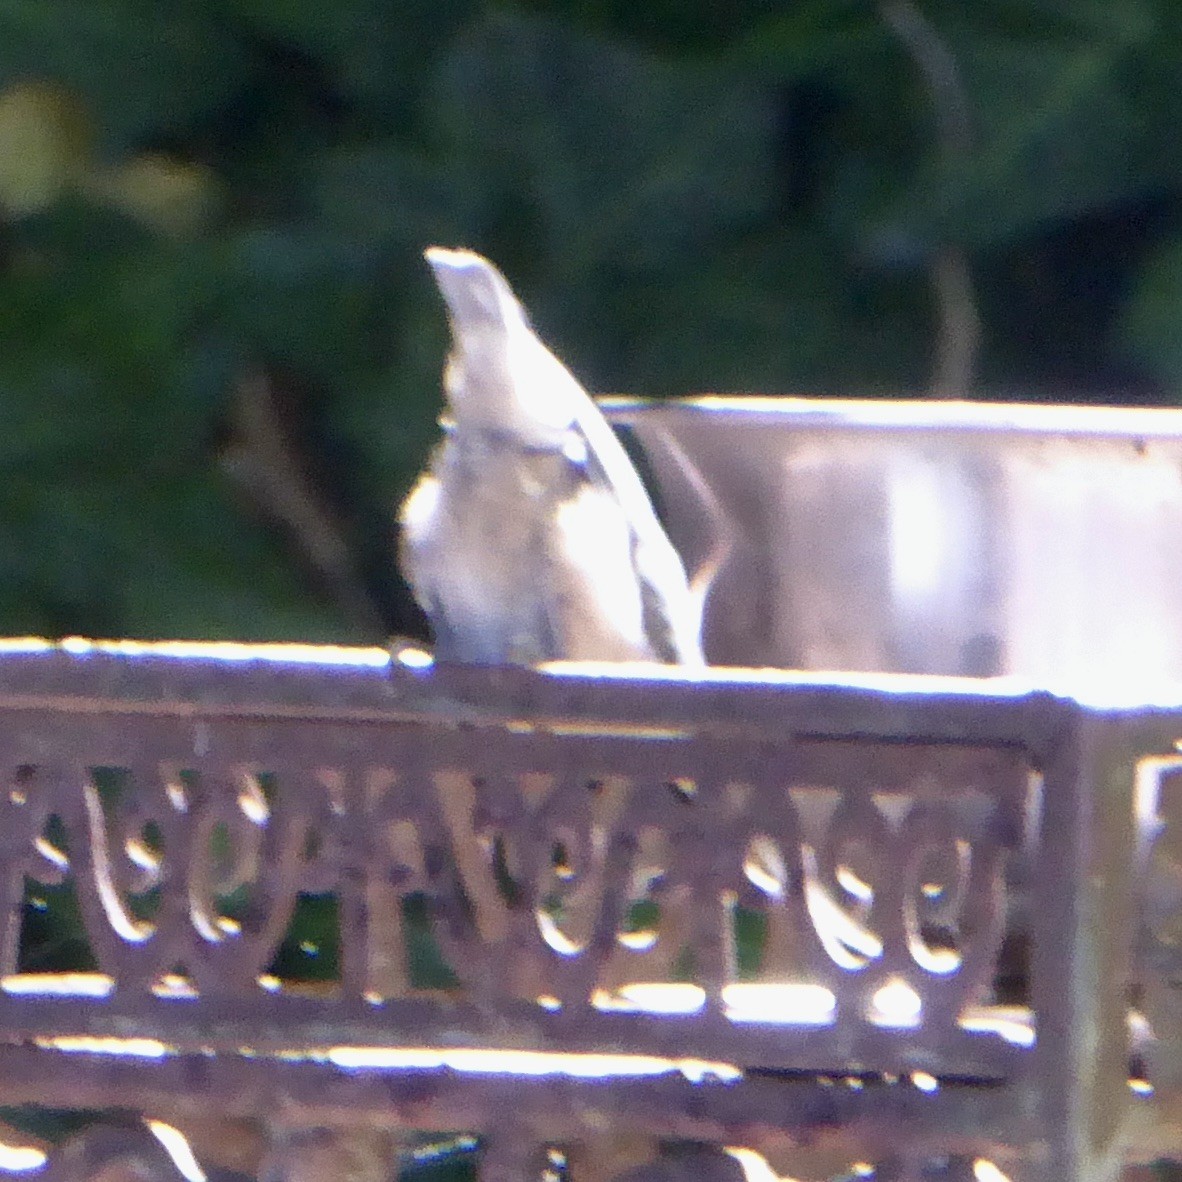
left=0, top=640, right=1171, bottom=1181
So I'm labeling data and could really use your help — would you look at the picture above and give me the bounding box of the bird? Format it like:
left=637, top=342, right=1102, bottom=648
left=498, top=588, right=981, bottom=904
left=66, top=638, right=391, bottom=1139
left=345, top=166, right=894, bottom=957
left=399, top=246, right=707, bottom=667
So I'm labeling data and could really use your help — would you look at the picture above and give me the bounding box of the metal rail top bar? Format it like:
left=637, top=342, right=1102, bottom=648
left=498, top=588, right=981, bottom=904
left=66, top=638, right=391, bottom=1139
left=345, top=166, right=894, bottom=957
left=0, top=636, right=1081, bottom=749
left=0, top=638, right=1177, bottom=709
left=601, top=394, right=1182, bottom=438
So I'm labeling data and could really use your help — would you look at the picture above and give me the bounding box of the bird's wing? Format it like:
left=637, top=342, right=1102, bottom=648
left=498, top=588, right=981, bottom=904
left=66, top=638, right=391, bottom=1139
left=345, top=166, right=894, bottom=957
left=541, top=472, right=654, bottom=662
left=527, top=347, right=704, bottom=665
left=574, top=417, right=704, bottom=663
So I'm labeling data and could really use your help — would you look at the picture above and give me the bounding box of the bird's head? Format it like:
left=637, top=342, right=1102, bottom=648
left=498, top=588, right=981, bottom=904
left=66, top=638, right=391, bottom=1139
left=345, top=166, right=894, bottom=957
left=423, top=246, right=577, bottom=445
left=425, top=247, right=522, bottom=340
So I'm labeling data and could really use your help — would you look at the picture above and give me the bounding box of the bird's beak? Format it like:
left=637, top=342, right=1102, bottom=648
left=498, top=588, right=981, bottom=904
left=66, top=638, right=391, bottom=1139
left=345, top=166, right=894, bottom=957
left=424, top=246, right=485, bottom=276
left=424, top=247, right=510, bottom=334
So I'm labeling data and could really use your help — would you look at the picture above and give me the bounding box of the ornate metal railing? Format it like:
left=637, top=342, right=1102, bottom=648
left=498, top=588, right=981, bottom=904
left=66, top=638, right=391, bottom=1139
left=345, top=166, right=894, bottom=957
left=0, top=640, right=1176, bottom=1181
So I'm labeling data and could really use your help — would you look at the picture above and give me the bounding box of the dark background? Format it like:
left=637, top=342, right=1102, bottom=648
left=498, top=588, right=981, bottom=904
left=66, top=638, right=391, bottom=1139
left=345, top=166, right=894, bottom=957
left=2, top=0, right=1181, bottom=646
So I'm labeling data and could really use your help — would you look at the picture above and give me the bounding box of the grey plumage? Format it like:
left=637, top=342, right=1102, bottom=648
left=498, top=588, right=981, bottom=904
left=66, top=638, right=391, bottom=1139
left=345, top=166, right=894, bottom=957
left=399, top=247, right=704, bottom=666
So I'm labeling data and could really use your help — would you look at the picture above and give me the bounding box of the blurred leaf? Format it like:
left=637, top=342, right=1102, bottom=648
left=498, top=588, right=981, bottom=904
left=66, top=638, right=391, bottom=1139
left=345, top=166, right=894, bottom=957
left=0, top=82, right=90, bottom=216
left=86, top=154, right=222, bottom=237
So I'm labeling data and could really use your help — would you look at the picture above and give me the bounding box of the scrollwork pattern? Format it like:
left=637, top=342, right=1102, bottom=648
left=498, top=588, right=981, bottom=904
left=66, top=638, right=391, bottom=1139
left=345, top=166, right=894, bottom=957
left=0, top=722, right=1030, bottom=1072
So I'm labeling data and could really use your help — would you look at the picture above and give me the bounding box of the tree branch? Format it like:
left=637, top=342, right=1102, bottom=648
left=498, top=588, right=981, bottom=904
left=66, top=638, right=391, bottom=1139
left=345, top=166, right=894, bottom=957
left=879, top=0, right=981, bottom=398
left=218, top=371, right=388, bottom=636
